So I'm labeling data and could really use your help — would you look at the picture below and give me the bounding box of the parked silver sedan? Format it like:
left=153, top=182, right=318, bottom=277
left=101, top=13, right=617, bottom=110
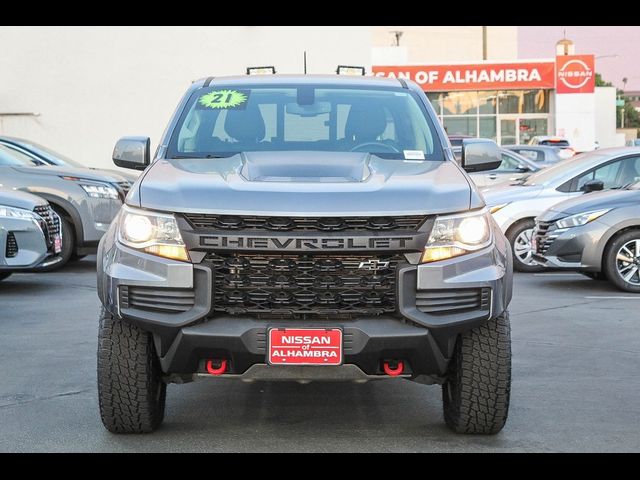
left=483, top=147, right=640, bottom=272
left=469, top=149, right=541, bottom=188
left=0, top=188, right=62, bottom=281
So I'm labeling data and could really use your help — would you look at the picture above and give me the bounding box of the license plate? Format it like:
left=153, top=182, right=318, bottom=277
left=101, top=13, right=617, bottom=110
left=268, top=328, right=342, bottom=366
left=54, top=235, right=62, bottom=254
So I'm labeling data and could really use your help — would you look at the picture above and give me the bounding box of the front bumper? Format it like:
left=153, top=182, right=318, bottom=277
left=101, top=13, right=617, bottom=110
left=98, top=231, right=512, bottom=379
left=0, top=216, right=62, bottom=270
left=533, top=219, right=609, bottom=271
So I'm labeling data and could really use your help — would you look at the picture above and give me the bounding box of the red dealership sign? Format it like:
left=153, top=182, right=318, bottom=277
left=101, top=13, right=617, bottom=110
left=373, top=62, right=556, bottom=92
left=555, top=55, right=595, bottom=94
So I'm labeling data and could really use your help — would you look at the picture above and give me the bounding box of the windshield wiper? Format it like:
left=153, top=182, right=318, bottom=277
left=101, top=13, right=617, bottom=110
left=172, top=154, right=228, bottom=159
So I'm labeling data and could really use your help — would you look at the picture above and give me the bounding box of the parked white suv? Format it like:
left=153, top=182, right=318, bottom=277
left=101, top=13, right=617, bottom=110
left=483, top=147, right=640, bottom=271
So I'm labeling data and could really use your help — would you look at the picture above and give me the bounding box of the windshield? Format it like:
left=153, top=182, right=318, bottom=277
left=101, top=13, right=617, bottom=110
left=517, top=152, right=594, bottom=186
left=15, top=140, right=83, bottom=167
left=0, top=144, right=39, bottom=166
left=167, top=85, right=443, bottom=161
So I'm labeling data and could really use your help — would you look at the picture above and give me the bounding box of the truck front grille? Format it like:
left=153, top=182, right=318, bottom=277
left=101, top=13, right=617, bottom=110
left=206, top=253, right=405, bottom=319
left=184, top=214, right=427, bottom=232
left=534, top=220, right=559, bottom=255
left=120, top=286, right=196, bottom=313
left=5, top=232, right=18, bottom=258
left=416, top=289, right=490, bottom=315
left=33, top=204, right=60, bottom=246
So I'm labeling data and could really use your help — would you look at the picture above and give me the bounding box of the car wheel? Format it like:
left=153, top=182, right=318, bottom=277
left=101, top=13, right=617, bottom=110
left=97, top=308, right=166, bottom=433
left=442, top=311, right=511, bottom=434
left=0, top=272, right=12, bottom=282
left=507, top=219, right=544, bottom=273
left=604, top=230, right=640, bottom=293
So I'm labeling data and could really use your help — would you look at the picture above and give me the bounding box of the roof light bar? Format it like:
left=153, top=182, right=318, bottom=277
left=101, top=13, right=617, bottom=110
left=336, top=65, right=366, bottom=76
left=246, top=66, right=276, bottom=75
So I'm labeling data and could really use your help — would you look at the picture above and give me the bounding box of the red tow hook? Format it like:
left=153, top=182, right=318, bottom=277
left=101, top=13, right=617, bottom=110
left=383, top=360, right=405, bottom=377
left=206, top=359, right=227, bottom=376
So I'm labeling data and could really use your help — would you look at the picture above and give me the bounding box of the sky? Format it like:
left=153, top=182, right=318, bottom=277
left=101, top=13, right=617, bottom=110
left=518, top=26, right=640, bottom=91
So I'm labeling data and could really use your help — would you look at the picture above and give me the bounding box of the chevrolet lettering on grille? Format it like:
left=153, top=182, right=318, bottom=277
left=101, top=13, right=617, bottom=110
left=199, top=235, right=415, bottom=251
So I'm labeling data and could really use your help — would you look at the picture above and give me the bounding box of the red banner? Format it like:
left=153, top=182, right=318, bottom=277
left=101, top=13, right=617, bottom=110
left=373, top=62, right=556, bottom=92
left=556, top=55, right=595, bottom=94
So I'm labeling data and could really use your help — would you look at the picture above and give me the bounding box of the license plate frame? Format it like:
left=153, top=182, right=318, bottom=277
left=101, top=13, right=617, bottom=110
left=268, top=328, right=343, bottom=366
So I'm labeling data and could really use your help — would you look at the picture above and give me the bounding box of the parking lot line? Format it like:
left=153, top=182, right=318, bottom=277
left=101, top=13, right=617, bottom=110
left=583, top=296, right=640, bottom=300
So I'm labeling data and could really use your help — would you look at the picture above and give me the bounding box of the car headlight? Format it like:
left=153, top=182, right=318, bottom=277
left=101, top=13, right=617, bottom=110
left=554, top=209, right=610, bottom=229
left=79, top=183, right=120, bottom=200
left=0, top=205, right=40, bottom=221
left=489, top=203, right=510, bottom=214
left=421, top=209, right=492, bottom=263
left=117, top=205, right=189, bottom=262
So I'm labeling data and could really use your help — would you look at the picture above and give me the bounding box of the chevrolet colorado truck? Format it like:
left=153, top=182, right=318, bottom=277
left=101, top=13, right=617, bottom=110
left=97, top=73, right=513, bottom=434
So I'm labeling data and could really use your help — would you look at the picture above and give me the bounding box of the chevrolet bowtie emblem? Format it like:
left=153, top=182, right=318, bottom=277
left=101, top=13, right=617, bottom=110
left=358, top=260, right=390, bottom=271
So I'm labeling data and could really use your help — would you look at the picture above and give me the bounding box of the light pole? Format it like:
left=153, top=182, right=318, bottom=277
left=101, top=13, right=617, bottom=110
left=482, top=26, right=487, bottom=60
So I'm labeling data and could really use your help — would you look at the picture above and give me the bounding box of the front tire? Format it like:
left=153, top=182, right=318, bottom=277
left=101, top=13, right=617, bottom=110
left=442, top=312, right=511, bottom=434
left=39, top=215, right=74, bottom=271
left=603, top=230, right=640, bottom=293
left=507, top=219, right=544, bottom=273
left=97, top=308, right=166, bottom=433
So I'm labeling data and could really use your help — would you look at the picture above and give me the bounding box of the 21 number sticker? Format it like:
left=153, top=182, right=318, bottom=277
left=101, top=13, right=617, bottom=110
left=198, top=89, right=249, bottom=109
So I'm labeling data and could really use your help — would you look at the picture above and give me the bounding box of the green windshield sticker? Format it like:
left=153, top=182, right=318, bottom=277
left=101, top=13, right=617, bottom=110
left=198, top=89, right=249, bottom=109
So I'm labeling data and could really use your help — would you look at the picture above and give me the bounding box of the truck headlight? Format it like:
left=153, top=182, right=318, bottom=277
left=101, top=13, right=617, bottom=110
left=0, top=205, right=40, bottom=221
left=421, top=209, right=492, bottom=263
left=118, top=205, right=189, bottom=262
left=555, top=209, right=610, bottom=229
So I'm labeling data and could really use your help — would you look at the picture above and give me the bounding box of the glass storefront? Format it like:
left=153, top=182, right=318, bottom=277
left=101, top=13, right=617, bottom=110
left=427, top=89, right=552, bottom=145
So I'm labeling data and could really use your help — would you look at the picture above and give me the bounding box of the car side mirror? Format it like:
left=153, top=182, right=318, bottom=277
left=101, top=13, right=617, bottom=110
left=581, top=179, right=604, bottom=193
left=516, top=164, right=531, bottom=173
left=113, top=137, right=150, bottom=171
left=461, top=139, right=502, bottom=173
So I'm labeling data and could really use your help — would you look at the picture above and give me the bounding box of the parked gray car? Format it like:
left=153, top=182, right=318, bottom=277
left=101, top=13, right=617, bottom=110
left=533, top=182, right=640, bottom=293
left=0, top=187, right=62, bottom=280
left=96, top=73, right=513, bottom=435
left=505, top=145, right=565, bottom=165
left=469, top=149, right=541, bottom=188
left=0, top=143, right=133, bottom=267
left=484, top=147, right=640, bottom=272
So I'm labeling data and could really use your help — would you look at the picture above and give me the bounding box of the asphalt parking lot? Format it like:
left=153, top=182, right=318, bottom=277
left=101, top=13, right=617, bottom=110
left=1, top=257, right=639, bottom=452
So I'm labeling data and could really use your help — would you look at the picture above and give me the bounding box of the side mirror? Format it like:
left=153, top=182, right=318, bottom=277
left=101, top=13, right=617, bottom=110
left=461, top=139, right=502, bottom=173
left=581, top=179, right=604, bottom=193
left=113, top=136, right=150, bottom=170
left=516, top=164, right=531, bottom=173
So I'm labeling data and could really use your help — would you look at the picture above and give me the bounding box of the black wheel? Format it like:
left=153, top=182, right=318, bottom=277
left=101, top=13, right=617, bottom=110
left=39, top=214, right=74, bottom=271
left=97, top=308, right=166, bottom=433
left=506, top=219, right=544, bottom=273
left=581, top=272, right=607, bottom=281
left=0, top=272, right=12, bottom=282
left=442, top=312, right=511, bottom=434
left=603, top=230, right=640, bottom=293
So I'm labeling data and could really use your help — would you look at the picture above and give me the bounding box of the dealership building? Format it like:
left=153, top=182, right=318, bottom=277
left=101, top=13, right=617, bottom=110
left=372, top=36, right=621, bottom=152
left=0, top=26, right=622, bottom=170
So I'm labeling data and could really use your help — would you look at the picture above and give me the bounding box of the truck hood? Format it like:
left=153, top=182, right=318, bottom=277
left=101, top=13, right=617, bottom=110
left=10, top=165, right=133, bottom=183
left=0, top=187, right=47, bottom=210
left=133, top=152, right=477, bottom=216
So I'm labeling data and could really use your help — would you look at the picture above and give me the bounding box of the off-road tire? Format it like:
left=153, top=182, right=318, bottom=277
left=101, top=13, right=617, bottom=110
left=97, top=308, right=166, bottom=433
left=506, top=219, right=544, bottom=273
left=442, top=311, right=511, bottom=434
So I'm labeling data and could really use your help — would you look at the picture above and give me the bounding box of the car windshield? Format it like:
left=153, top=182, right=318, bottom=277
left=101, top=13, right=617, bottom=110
left=14, top=140, right=83, bottom=167
left=515, top=152, right=594, bottom=186
left=168, top=84, right=443, bottom=161
left=0, top=144, right=39, bottom=166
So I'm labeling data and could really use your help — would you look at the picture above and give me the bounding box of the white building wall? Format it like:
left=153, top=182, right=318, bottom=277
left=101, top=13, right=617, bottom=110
left=554, top=93, right=596, bottom=152
left=595, top=87, right=624, bottom=148
left=0, top=26, right=372, bottom=170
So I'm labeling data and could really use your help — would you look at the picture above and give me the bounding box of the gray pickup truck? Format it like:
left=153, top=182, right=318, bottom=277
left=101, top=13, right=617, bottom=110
left=97, top=73, right=513, bottom=435
left=1, top=188, right=62, bottom=280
